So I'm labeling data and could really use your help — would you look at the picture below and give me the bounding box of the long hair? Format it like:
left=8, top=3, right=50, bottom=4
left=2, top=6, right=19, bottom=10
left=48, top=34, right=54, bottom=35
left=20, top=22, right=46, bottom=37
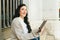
left=12, top=4, right=32, bottom=33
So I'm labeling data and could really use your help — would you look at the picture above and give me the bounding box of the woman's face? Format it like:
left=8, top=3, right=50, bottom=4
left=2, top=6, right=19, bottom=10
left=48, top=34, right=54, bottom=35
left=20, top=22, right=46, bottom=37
left=19, top=6, right=27, bottom=18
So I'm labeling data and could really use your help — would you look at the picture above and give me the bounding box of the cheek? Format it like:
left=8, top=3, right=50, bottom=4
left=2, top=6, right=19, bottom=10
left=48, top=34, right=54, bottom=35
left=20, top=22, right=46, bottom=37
left=20, top=10, right=23, bottom=13
left=20, top=11, right=23, bottom=15
left=20, top=9, right=27, bottom=14
left=20, top=11, right=27, bottom=17
left=20, top=10, right=27, bottom=17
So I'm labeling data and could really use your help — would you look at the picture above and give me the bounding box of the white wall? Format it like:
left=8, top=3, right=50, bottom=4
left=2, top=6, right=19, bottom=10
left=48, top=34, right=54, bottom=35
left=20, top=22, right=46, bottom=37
left=23, top=0, right=43, bottom=29
left=23, top=0, right=60, bottom=40
left=42, top=0, right=60, bottom=40
left=28, top=0, right=43, bottom=29
left=43, top=0, right=59, bottom=19
left=59, top=0, right=60, bottom=8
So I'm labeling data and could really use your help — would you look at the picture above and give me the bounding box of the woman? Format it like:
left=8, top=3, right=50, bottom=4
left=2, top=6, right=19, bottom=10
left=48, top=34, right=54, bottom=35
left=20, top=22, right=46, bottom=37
left=11, top=4, right=42, bottom=40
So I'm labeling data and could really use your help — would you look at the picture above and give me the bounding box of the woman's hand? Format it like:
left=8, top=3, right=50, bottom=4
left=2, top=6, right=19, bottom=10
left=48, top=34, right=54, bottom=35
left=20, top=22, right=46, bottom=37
left=37, top=20, right=47, bottom=34
left=37, top=28, right=41, bottom=33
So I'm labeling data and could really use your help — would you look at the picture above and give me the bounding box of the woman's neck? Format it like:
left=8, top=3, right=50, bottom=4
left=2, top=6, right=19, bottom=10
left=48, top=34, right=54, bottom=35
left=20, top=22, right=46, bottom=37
left=20, top=16, right=24, bottom=20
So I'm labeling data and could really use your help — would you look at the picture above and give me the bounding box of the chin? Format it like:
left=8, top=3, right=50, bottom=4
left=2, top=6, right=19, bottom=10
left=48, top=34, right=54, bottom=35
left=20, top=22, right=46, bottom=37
left=23, top=15, right=26, bottom=17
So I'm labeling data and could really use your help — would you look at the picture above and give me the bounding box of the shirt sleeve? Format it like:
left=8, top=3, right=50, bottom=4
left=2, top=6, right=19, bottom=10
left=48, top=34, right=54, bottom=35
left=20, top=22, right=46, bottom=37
left=31, top=28, right=40, bottom=37
left=11, top=20, right=28, bottom=40
left=27, top=26, right=40, bottom=37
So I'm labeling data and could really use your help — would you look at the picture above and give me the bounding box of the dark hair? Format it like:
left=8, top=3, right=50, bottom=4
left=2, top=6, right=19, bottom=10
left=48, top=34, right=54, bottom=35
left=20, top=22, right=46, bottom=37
left=13, top=4, right=32, bottom=33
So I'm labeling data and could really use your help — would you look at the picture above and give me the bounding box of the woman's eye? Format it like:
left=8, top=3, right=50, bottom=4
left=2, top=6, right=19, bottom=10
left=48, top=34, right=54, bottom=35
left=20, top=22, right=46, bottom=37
left=21, top=8, right=24, bottom=10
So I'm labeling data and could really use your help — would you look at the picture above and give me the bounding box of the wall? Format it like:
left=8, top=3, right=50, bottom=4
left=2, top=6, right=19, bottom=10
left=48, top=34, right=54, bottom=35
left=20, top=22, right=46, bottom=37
left=23, top=0, right=60, bottom=40
left=59, top=0, right=60, bottom=8
left=43, top=0, right=59, bottom=19
left=43, top=0, right=60, bottom=40
left=23, top=0, right=43, bottom=30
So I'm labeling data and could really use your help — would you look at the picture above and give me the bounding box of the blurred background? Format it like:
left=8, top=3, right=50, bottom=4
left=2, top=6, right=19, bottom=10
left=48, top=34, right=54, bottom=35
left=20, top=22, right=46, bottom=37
left=0, top=0, right=60, bottom=40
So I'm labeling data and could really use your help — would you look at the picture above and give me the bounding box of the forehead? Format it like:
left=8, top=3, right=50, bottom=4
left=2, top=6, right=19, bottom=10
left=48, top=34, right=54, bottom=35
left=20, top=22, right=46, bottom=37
left=20, top=6, right=27, bottom=9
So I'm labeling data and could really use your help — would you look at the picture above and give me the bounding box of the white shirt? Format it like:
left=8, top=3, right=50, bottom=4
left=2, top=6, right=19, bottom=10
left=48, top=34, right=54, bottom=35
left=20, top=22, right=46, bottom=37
left=19, top=17, right=28, bottom=34
left=11, top=17, right=39, bottom=40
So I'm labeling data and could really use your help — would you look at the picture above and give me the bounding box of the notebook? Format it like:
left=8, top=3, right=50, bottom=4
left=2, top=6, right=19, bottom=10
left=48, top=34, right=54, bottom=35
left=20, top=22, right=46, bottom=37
left=37, top=20, right=47, bottom=32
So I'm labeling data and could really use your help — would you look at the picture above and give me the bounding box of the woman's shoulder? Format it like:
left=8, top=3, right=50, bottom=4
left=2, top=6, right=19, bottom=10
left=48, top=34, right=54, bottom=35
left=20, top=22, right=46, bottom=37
left=12, top=17, right=20, bottom=23
left=13, top=17, right=20, bottom=20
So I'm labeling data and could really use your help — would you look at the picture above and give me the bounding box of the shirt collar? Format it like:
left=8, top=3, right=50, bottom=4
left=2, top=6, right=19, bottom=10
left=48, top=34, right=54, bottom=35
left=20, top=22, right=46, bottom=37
left=19, top=17, right=24, bottom=22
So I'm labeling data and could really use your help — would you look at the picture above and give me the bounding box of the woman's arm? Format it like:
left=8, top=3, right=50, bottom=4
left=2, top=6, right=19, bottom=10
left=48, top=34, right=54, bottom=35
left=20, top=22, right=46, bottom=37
left=40, top=26, right=45, bottom=35
left=37, top=20, right=47, bottom=33
left=32, top=20, right=47, bottom=36
left=11, top=20, right=28, bottom=40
